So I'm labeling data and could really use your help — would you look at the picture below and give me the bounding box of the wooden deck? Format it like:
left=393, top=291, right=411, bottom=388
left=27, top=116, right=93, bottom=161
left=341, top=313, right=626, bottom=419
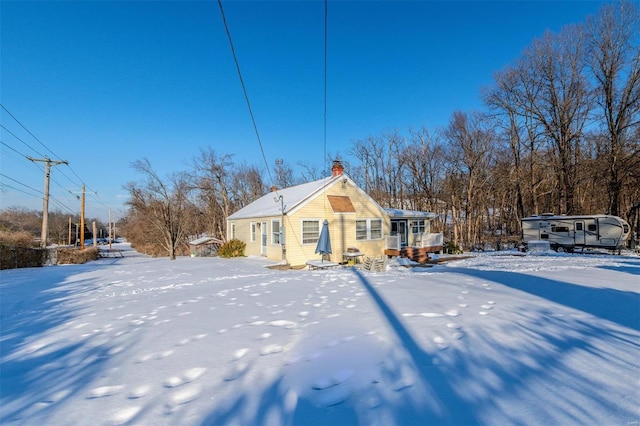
left=384, top=245, right=443, bottom=263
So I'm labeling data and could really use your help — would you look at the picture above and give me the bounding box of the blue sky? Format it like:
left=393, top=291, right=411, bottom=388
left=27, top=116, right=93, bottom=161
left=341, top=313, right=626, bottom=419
left=1, top=0, right=607, bottom=221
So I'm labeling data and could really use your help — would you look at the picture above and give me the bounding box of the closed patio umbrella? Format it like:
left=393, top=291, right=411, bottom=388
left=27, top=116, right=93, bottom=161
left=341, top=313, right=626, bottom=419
left=315, top=220, right=332, bottom=262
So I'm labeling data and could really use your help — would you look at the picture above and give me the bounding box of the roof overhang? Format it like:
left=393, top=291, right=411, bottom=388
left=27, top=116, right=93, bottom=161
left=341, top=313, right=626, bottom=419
left=384, top=208, right=438, bottom=220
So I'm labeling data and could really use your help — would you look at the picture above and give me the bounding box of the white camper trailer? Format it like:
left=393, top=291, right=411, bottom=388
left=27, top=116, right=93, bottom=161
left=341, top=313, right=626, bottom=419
left=521, top=214, right=630, bottom=252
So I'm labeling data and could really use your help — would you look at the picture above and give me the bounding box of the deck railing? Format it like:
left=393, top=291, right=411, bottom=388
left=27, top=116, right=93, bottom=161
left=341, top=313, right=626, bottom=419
left=386, top=235, right=401, bottom=251
left=386, top=232, right=443, bottom=250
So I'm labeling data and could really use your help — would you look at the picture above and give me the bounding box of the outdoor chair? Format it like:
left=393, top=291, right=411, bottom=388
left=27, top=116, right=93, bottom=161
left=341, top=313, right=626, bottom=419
left=361, top=256, right=385, bottom=272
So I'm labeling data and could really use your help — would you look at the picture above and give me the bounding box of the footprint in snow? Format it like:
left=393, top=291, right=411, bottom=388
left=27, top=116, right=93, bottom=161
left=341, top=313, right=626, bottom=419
left=452, top=331, right=465, bottom=340
left=260, top=344, right=283, bottom=356
left=110, top=406, right=141, bottom=425
left=42, top=389, right=71, bottom=404
left=420, top=312, right=444, bottom=318
left=433, top=336, right=448, bottom=349
left=164, top=367, right=206, bottom=388
left=267, top=320, right=297, bottom=328
left=86, top=385, right=124, bottom=399
left=170, top=384, right=202, bottom=405
left=224, top=361, right=251, bottom=381
left=128, top=385, right=151, bottom=399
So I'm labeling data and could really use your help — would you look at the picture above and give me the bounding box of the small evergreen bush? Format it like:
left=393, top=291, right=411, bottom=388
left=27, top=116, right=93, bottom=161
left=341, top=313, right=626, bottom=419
left=444, top=241, right=463, bottom=254
left=218, top=239, right=246, bottom=258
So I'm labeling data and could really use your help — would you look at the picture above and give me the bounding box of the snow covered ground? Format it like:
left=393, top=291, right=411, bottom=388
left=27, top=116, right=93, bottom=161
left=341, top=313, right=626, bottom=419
left=1, top=244, right=638, bottom=425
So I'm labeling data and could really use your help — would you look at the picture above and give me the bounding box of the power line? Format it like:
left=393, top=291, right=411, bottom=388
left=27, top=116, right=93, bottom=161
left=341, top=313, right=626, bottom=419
left=1, top=103, right=65, bottom=162
left=0, top=139, right=31, bottom=159
left=1, top=106, right=110, bottom=211
left=217, top=0, right=274, bottom=187
left=0, top=172, right=43, bottom=195
left=323, top=0, right=328, bottom=173
left=0, top=124, right=47, bottom=158
left=0, top=182, right=40, bottom=198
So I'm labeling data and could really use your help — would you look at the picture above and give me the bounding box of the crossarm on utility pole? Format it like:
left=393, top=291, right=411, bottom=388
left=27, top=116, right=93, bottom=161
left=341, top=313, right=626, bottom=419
left=27, top=156, right=68, bottom=248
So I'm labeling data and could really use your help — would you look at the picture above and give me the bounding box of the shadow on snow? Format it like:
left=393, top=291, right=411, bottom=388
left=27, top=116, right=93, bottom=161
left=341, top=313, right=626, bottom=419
left=200, top=265, right=638, bottom=425
left=0, top=262, right=123, bottom=423
left=447, top=266, right=640, bottom=331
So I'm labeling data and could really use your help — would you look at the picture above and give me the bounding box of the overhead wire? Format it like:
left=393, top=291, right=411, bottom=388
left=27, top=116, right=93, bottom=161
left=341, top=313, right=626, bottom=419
left=0, top=182, right=39, bottom=198
left=323, top=0, right=328, bottom=173
left=216, top=0, right=275, bottom=188
left=0, top=124, right=47, bottom=158
left=0, top=173, right=43, bottom=196
left=1, top=103, right=65, bottom=162
left=1, top=104, right=112, bottom=214
left=322, top=0, right=328, bottom=215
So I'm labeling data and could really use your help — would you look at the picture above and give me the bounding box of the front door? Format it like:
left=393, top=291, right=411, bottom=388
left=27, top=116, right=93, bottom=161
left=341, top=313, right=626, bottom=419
left=261, top=222, right=267, bottom=256
left=390, top=220, right=408, bottom=247
left=574, top=221, right=585, bottom=246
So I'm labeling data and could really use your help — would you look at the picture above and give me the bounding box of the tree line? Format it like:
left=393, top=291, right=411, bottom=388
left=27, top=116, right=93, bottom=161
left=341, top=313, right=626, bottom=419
left=0, top=206, right=110, bottom=246
left=121, top=2, right=639, bottom=257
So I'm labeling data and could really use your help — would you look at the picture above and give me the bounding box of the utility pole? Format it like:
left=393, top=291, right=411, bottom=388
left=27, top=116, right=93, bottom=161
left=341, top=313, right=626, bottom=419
left=80, top=184, right=85, bottom=250
left=28, top=157, right=68, bottom=248
left=108, top=208, right=112, bottom=249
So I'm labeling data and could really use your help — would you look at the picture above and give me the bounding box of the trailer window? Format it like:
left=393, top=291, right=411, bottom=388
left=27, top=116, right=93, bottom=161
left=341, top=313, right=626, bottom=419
left=540, top=234, right=549, bottom=239
left=588, top=224, right=596, bottom=232
left=575, top=223, right=583, bottom=231
left=623, top=224, right=629, bottom=233
left=551, top=226, right=569, bottom=233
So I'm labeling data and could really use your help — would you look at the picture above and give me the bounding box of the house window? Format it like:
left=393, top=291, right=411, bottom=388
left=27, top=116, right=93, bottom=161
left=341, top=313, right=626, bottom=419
left=250, top=222, right=256, bottom=242
left=356, top=220, right=367, bottom=240
left=371, top=219, right=382, bottom=239
left=272, top=220, right=281, bottom=245
left=302, top=220, right=320, bottom=244
left=357, top=218, right=383, bottom=240
left=410, top=219, right=425, bottom=234
left=230, top=223, right=236, bottom=240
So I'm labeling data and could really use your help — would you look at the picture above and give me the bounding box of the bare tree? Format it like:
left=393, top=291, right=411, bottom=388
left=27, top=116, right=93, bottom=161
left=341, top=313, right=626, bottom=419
left=232, top=163, right=266, bottom=208
left=349, top=130, right=406, bottom=208
left=191, top=148, right=236, bottom=240
left=402, top=127, right=446, bottom=213
left=586, top=1, right=640, bottom=216
left=297, top=161, right=323, bottom=182
left=273, top=161, right=296, bottom=189
left=524, top=26, right=591, bottom=214
left=126, top=159, right=194, bottom=260
left=444, top=111, right=496, bottom=248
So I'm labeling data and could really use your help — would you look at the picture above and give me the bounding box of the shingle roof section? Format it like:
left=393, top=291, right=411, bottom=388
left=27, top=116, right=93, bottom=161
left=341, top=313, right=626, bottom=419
left=228, top=175, right=340, bottom=220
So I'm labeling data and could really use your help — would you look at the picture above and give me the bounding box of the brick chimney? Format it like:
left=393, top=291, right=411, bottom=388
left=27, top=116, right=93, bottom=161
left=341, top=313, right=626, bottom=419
left=331, top=160, right=344, bottom=177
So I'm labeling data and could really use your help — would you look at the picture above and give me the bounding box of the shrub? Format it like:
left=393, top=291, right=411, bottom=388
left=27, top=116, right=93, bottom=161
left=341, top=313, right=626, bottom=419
left=218, top=239, right=246, bottom=258
left=444, top=241, right=463, bottom=255
left=57, top=247, right=99, bottom=264
left=0, top=230, right=38, bottom=247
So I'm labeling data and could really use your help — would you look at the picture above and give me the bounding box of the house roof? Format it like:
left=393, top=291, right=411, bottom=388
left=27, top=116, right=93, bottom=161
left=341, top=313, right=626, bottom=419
left=189, top=236, right=224, bottom=246
left=228, top=175, right=343, bottom=220
left=383, top=208, right=439, bottom=220
left=227, top=174, right=439, bottom=221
